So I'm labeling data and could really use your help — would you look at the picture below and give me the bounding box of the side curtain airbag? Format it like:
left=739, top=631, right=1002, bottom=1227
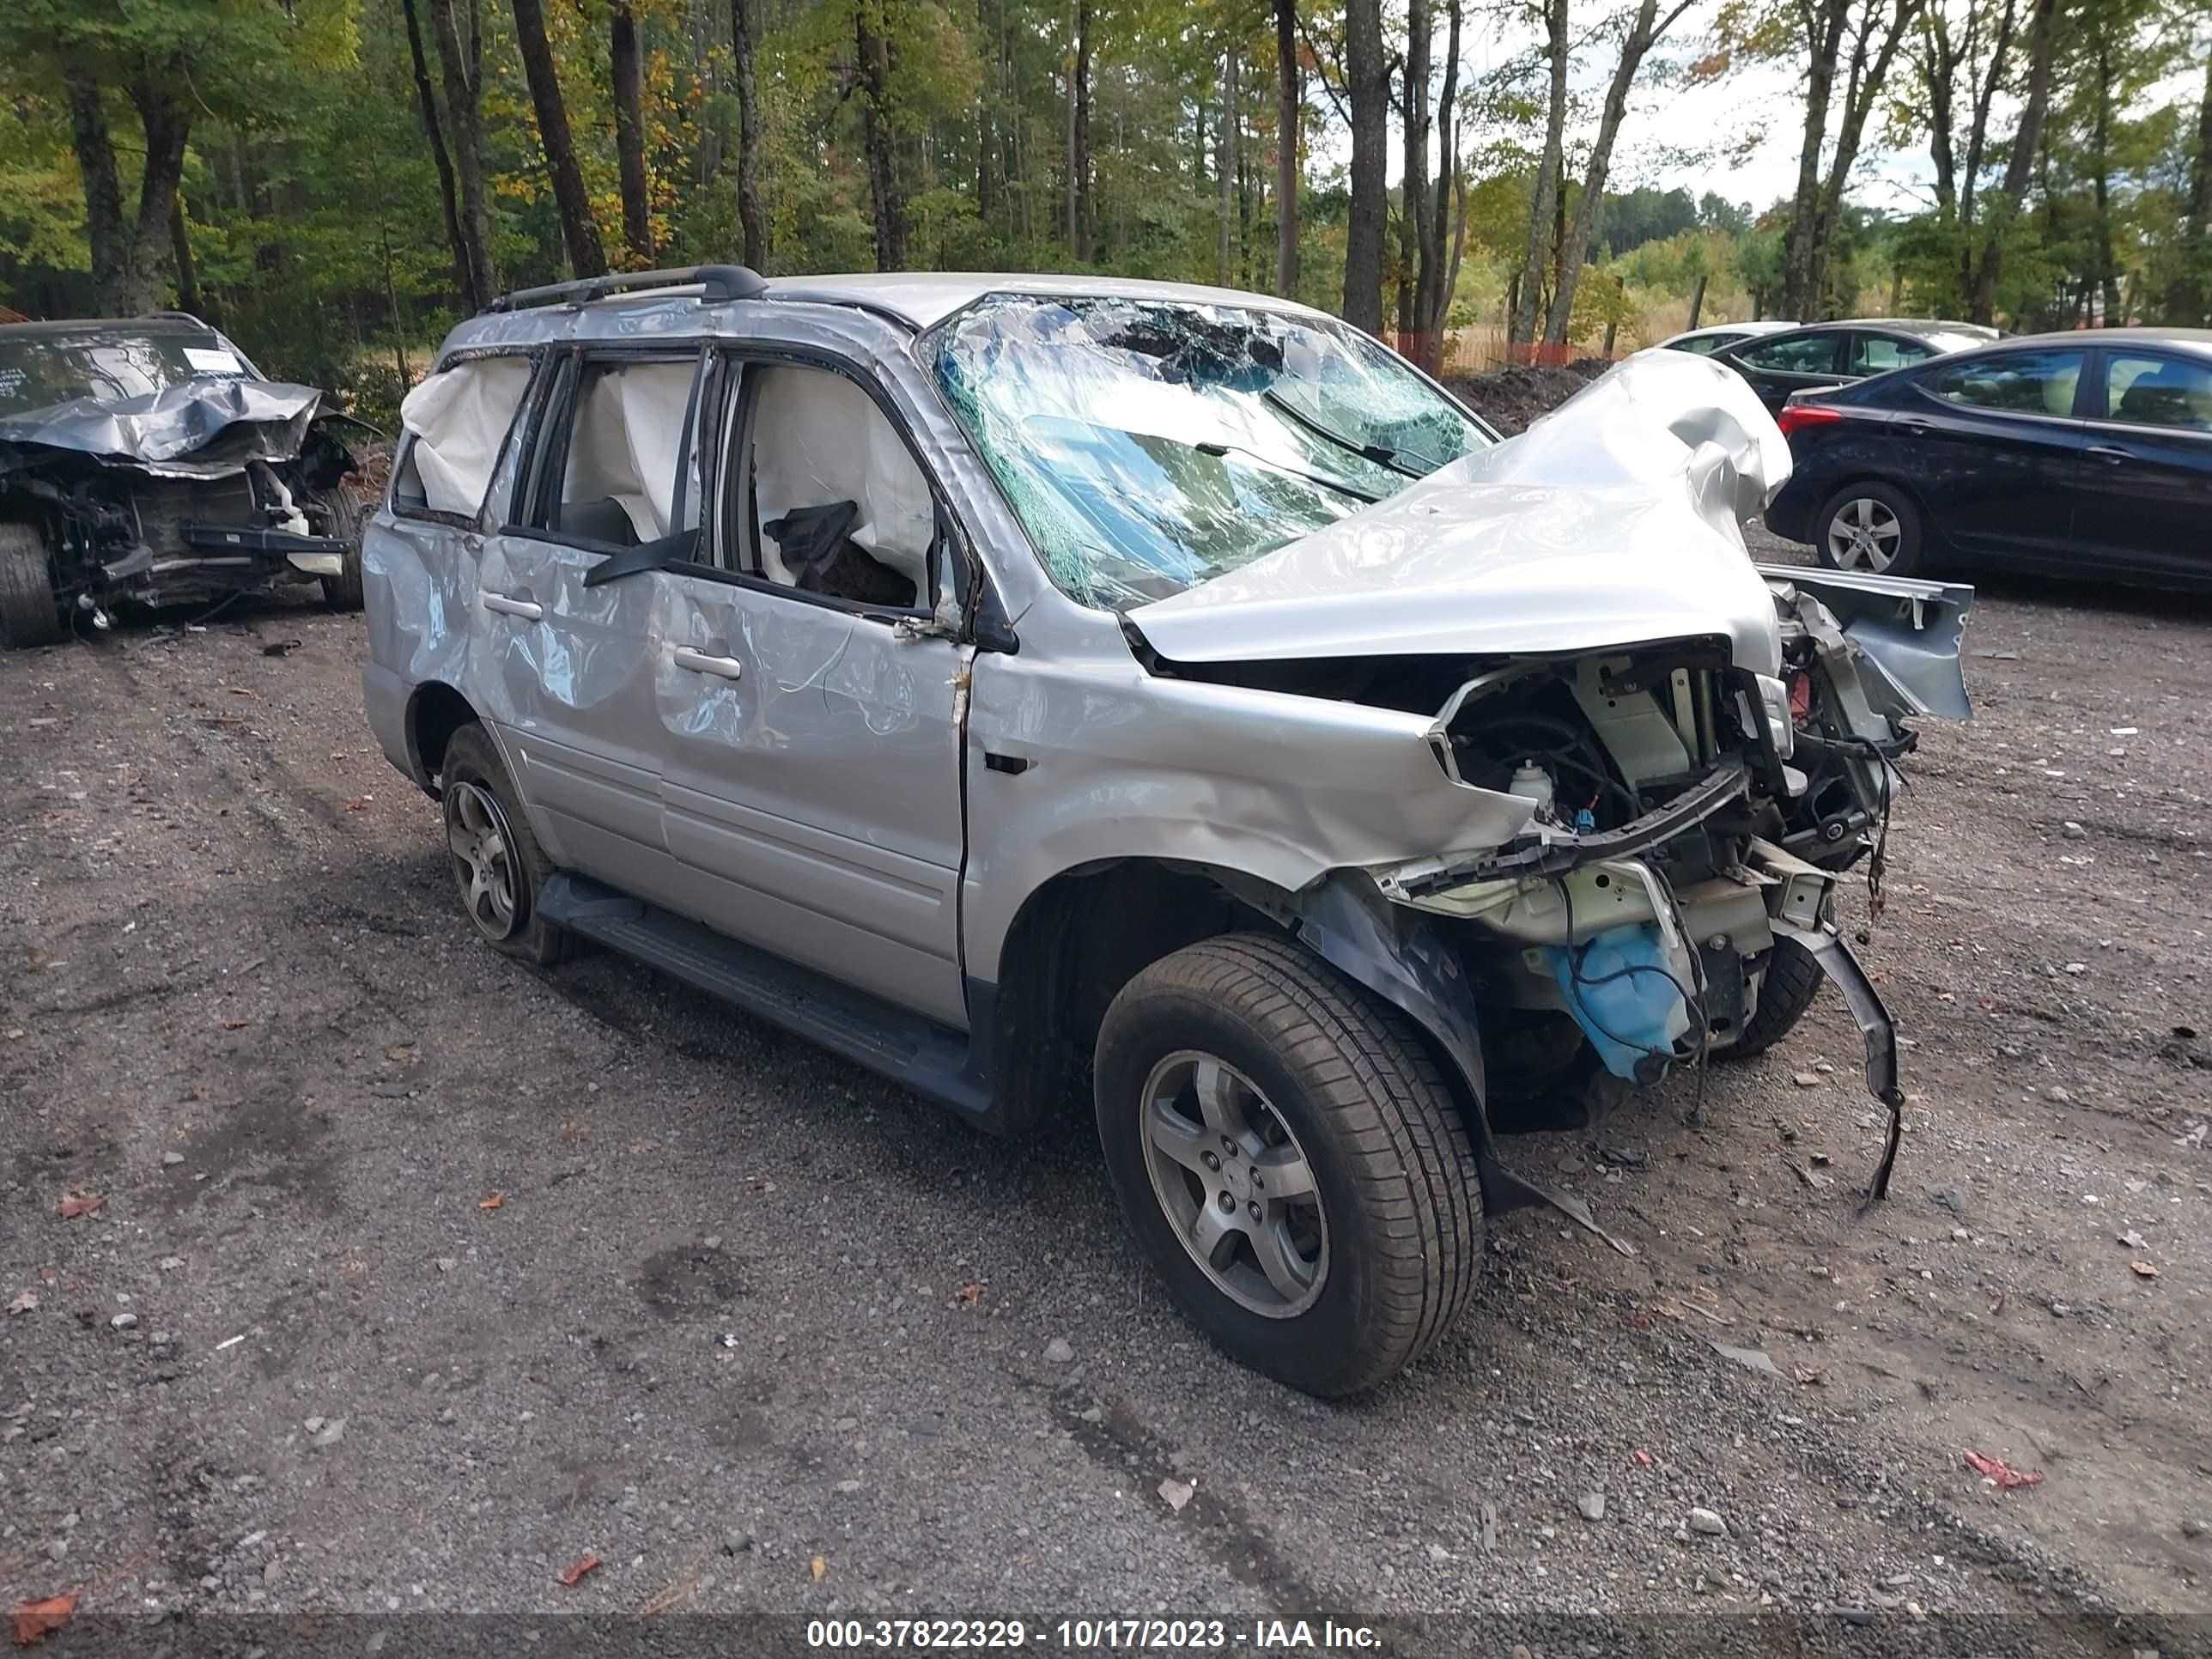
left=750, top=367, right=933, bottom=592
left=398, top=359, right=534, bottom=517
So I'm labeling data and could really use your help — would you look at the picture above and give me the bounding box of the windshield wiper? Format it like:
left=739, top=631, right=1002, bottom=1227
left=1261, top=389, right=1444, bottom=480
left=1178, top=435, right=1382, bottom=503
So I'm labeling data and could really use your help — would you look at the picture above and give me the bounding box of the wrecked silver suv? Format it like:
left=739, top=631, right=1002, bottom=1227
left=362, top=268, right=1971, bottom=1397
left=0, top=316, right=367, bottom=646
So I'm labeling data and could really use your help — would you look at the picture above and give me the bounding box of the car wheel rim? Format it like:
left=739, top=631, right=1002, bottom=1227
left=1826, top=496, right=1902, bottom=573
left=445, top=781, right=521, bottom=941
left=1139, top=1050, right=1328, bottom=1320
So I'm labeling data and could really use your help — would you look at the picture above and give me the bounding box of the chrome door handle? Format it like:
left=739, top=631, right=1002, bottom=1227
left=481, top=591, right=543, bottom=620
left=672, top=647, right=744, bottom=679
left=2086, top=444, right=2132, bottom=465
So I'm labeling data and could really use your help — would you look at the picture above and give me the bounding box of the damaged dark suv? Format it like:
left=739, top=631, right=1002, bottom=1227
left=0, top=315, right=368, bottom=646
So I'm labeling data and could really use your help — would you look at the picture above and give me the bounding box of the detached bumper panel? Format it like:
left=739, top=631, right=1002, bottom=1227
left=1771, top=917, right=1905, bottom=1200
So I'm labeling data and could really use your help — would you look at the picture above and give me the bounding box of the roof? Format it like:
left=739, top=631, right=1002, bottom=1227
left=1993, top=325, right=2212, bottom=356
left=1660, top=321, right=1790, bottom=341
left=0, top=314, right=222, bottom=340
left=1764, top=317, right=1994, bottom=338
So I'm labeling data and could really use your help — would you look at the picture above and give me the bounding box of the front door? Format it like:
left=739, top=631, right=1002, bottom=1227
left=479, top=347, right=702, bottom=908
left=652, top=356, right=968, bottom=1028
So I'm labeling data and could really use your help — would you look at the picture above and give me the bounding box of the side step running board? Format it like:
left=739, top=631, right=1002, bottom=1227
left=536, top=872, right=994, bottom=1125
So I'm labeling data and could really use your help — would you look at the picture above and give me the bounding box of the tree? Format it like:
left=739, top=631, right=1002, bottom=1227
left=1544, top=0, right=1701, bottom=343
left=1275, top=0, right=1299, bottom=295
left=1510, top=0, right=1571, bottom=344
left=2173, top=52, right=2212, bottom=321
left=611, top=0, right=654, bottom=264
left=398, top=0, right=473, bottom=307
left=1967, top=0, right=2058, bottom=321
left=1342, top=0, right=1388, bottom=331
left=511, top=0, right=610, bottom=277
left=427, top=0, right=496, bottom=307
left=1778, top=0, right=1925, bottom=318
left=732, top=0, right=767, bottom=269
left=856, top=0, right=905, bottom=270
left=3, top=0, right=348, bottom=314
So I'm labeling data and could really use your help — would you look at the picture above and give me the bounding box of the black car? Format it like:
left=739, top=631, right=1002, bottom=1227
left=0, top=314, right=366, bottom=646
left=1711, top=318, right=1996, bottom=416
left=1763, top=328, right=2212, bottom=586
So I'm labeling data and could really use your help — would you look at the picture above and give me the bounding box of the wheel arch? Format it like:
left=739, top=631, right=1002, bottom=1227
left=980, top=858, right=1494, bottom=1159
left=405, top=680, right=482, bottom=792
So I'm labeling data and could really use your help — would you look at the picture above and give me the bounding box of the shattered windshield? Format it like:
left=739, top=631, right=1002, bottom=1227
left=0, top=330, right=253, bottom=413
left=927, top=294, right=1492, bottom=611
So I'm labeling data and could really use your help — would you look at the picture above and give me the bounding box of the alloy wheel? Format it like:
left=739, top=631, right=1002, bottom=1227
left=446, top=780, right=521, bottom=941
left=1826, top=495, right=1902, bottom=573
left=1139, top=1050, right=1329, bottom=1318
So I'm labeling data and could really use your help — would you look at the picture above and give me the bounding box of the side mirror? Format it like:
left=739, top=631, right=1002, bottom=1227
left=580, top=526, right=700, bottom=587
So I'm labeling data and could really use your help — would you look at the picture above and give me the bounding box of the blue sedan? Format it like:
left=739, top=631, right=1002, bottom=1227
left=1762, top=328, right=2212, bottom=587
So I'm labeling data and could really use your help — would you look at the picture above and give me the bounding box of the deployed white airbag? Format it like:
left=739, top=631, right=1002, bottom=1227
left=398, top=358, right=533, bottom=517
left=562, top=362, right=695, bottom=539
left=750, top=367, right=933, bottom=592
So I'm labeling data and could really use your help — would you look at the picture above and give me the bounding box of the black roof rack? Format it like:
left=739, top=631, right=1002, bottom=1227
left=485, top=264, right=768, bottom=314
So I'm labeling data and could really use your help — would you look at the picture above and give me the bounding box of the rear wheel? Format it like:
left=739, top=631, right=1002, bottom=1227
left=1814, top=482, right=1923, bottom=578
left=1094, top=933, right=1482, bottom=1398
left=0, top=520, right=64, bottom=647
left=440, top=723, right=574, bottom=965
left=308, top=483, right=368, bottom=612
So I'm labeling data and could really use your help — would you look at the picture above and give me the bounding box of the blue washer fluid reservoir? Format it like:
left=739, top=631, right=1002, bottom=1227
left=1542, top=921, right=1686, bottom=1082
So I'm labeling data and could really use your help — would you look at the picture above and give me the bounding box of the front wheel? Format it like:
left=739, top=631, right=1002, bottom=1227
left=1094, top=933, right=1483, bottom=1398
left=308, top=482, right=368, bottom=612
left=1814, top=482, right=1924, bottom=578
left=0, top=520, right=64, bottom=647
left=1712, top=934, right=1825, bottom=1062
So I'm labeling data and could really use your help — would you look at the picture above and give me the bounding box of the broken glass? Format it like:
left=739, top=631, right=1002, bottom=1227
left=926, top=295, right=1492, bottom=611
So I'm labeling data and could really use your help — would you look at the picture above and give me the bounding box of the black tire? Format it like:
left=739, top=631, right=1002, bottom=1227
left=0, top=520, right=64, bottom=648
left=439, top=722, right=575, bottom=965
left=1813, top=481, right=1924, bottom=579
left=309, top=482, right=368, bottom=612
left=1094, top=933, right=1483, bottom=1398
left=1713, top=935, right=1825, bottom=1062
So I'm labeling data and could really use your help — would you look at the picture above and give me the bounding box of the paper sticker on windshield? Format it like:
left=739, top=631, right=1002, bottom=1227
left=184, top=347, right=244, bottom=374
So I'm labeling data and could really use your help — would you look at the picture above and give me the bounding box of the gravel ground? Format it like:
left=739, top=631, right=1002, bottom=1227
left=3, top=529, right=2210, bottom=1651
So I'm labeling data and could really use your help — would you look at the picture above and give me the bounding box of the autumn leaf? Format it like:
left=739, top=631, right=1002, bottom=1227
left=557, top=1553, right=602, bottom=1587
left=2130, top=1260, right=2159, bottom=1279
left=8, top=1291, right=38, bottom=1315
left=478, top=1193, right=506, bottom=1212
left=1963, top=1449, right=2044, bottom=1490
left=810, top=1555, right=828, bottom=1582
left=955, top=1283, right=981, bottom=1306
left=57, top=1193, right=102, bottom=1220
left=10, top=1590, right=78, bottom=1646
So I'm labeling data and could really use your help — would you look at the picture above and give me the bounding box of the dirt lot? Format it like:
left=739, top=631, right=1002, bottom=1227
left=3, top=532, right=2210, bottom=1650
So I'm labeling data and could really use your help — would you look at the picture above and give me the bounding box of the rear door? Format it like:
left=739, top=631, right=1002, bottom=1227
left=2066, top=348, right=2212, bottom=581
left=479, top=345, right=702, bottom=907
left=1722, top=330, right=1847, bottom=414
left=1896, top=346, right=2089, bottom=564
left=648, top=349, right=969, bottom=1028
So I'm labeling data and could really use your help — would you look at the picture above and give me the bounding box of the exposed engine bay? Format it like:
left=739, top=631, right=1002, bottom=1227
left=10, top=433, right=362, bottom=619
left=0, top=320, right=367, bottom=640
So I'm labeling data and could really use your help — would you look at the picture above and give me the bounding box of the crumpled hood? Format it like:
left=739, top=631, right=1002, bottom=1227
left=0, top=377, right=325, bottom=480
left=1127, top=350, right=1790, bottom=678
